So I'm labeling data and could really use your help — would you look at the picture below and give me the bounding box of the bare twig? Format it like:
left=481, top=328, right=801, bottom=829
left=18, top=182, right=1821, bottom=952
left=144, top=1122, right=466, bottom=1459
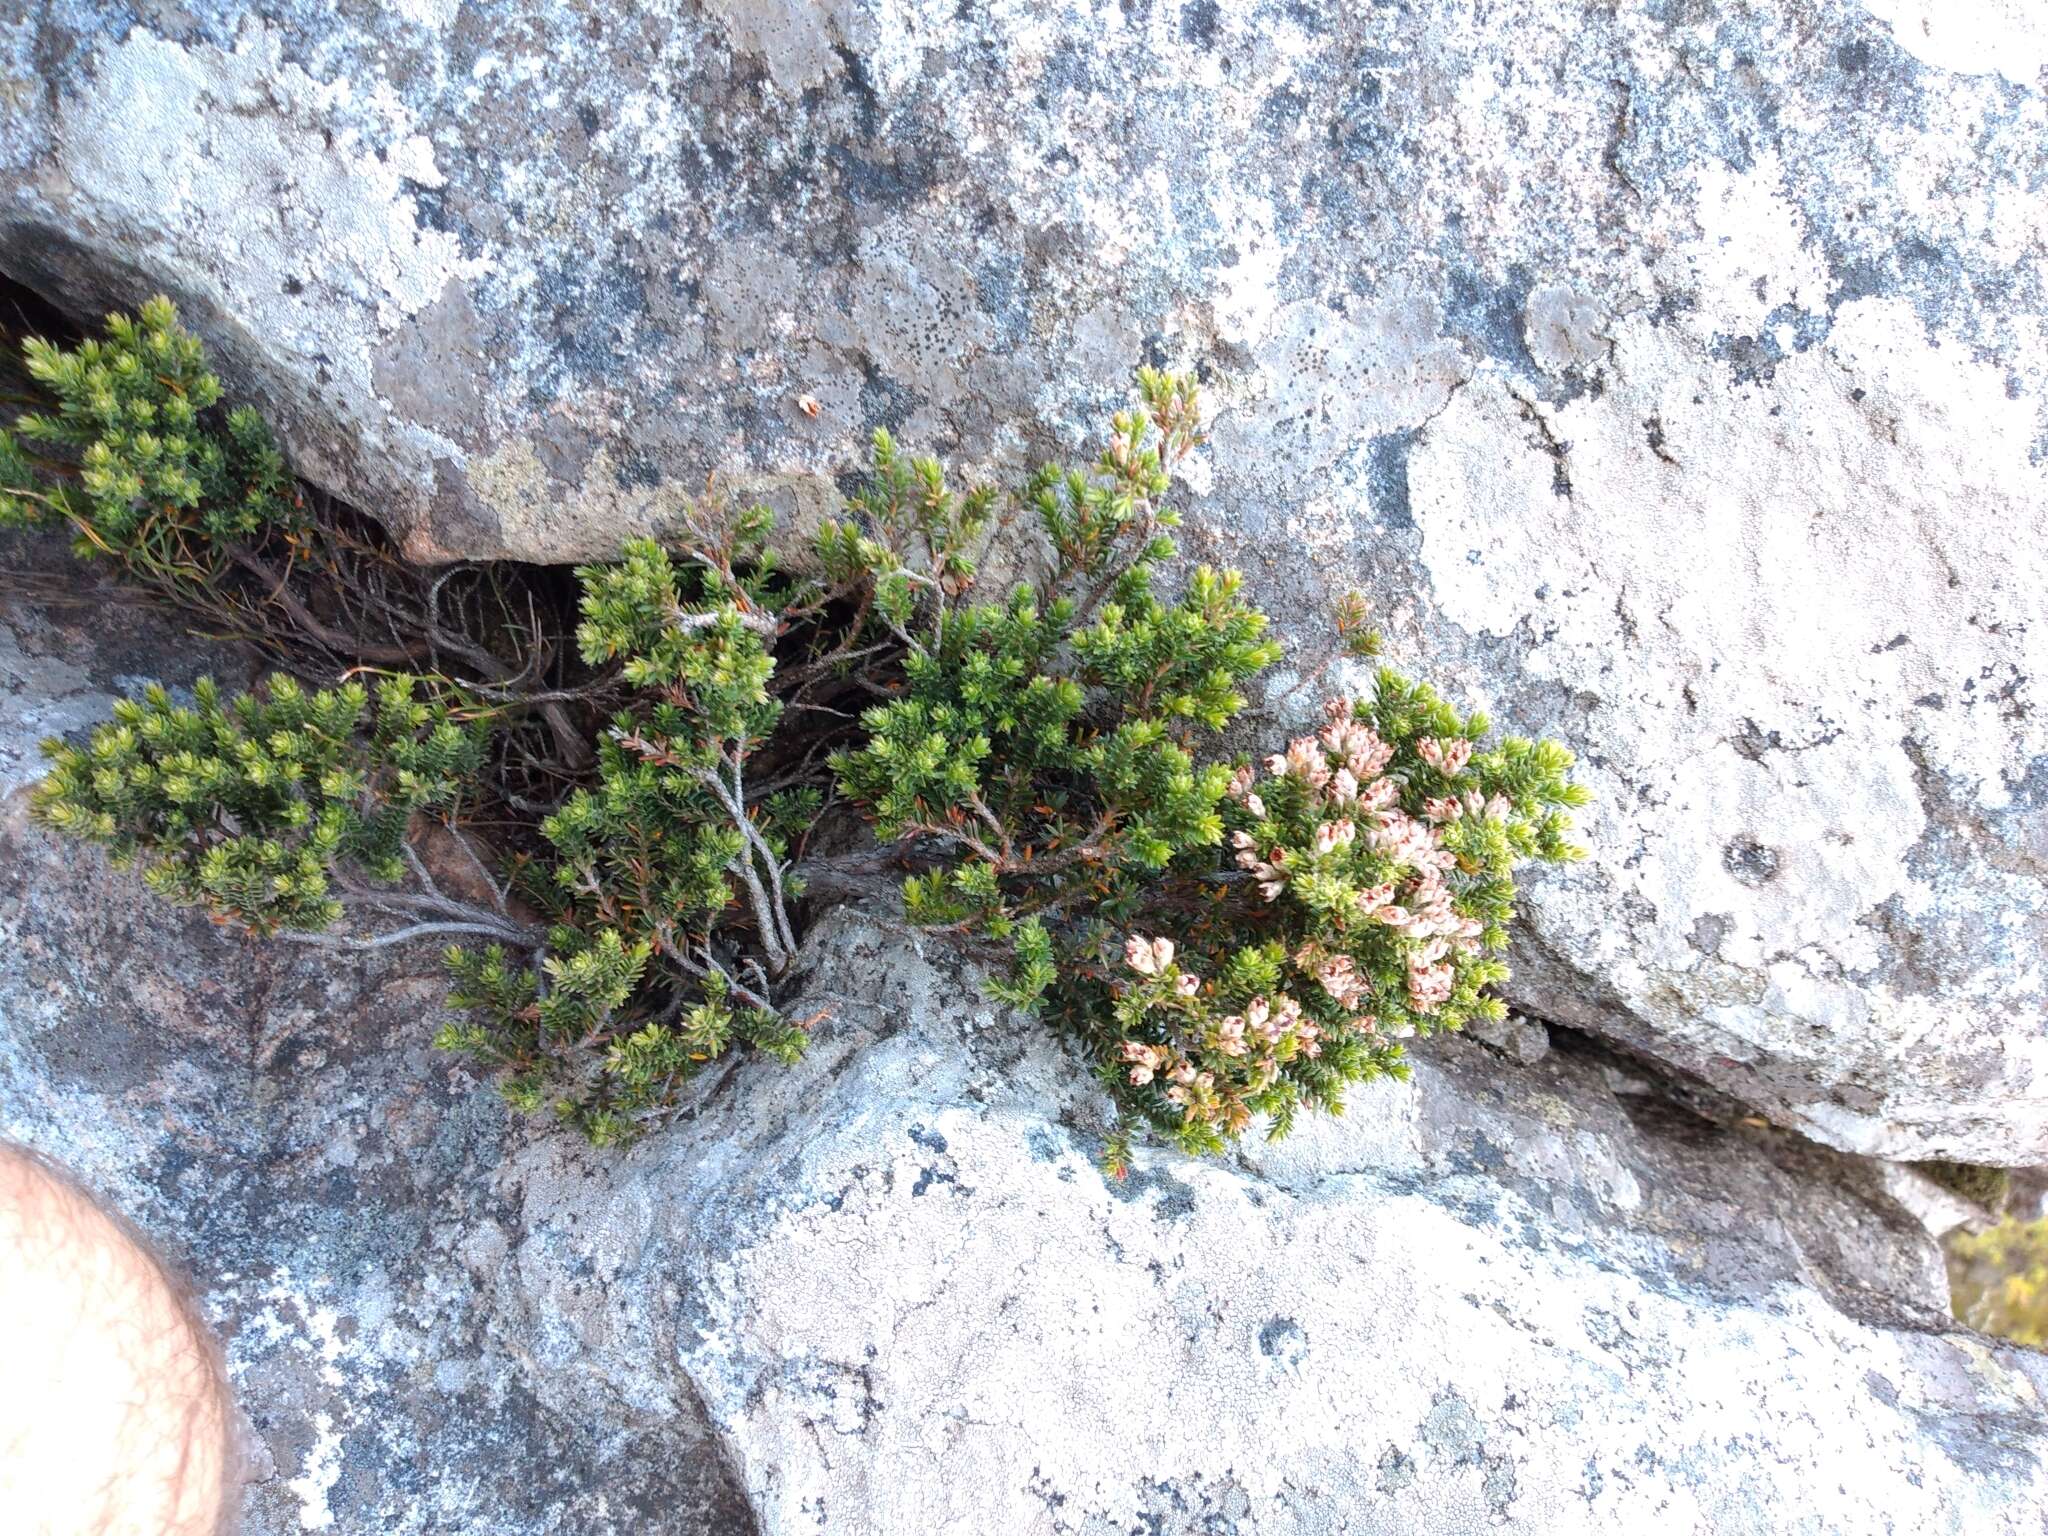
left=279, top=920, right=541, bottom=952
left=443, top=827, right=511, bottom=916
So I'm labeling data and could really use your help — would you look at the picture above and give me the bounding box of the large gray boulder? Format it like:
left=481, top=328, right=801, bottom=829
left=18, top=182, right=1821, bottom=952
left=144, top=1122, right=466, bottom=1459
left=1, top=3, right=2043, bottom=1158
left=545, top=907, right=2048, bottom=1535
left=5, top=543, right=2048, bottom=1533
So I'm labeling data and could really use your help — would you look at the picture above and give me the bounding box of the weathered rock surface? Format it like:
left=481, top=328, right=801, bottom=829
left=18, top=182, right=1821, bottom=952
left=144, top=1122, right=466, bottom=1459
left=6, top=545, right=2048, bottom=1533
left=562, top=910, right=2048, bottom=1534
left=4, top=0, right=2043, bottom=1160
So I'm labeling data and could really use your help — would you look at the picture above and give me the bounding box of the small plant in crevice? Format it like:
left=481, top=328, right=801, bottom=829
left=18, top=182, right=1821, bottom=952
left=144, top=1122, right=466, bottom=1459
left=0, top=296, right=300, bottom=572
left=0, top=294, right=596, bottom=778
left=15, top=297, right=1588, bottom=1163
left=1066, top=692, right=1583, bottom=1168
left=825, top=372, right=1587, bottom=1171
left=32, top=672, right=524, bottom=945
left=435, top=526, right=825, bottom=1142
left=1914, top=1159, right=2013, bottom=1213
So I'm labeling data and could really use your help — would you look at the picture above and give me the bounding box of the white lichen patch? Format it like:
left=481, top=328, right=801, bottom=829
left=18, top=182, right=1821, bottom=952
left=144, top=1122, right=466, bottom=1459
left=285, top=1411, right=345, bottom=1531
left=1681, top=150, right=1834, bottom=335
left=1253, top=287, right=1469, bottom=470
left=1858, top=0, right=2048, bottom=85
left=1410, top=298, right=2048, bottom=1153
left=237, top=1271, right=358, bottom=1390
left=39, top=19, right=487, bottom=498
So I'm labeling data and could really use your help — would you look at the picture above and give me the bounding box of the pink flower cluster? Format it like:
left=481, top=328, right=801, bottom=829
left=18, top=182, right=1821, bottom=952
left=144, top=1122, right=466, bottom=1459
left=1119, top=1039, right=1180, bottom=1087
left=1265, top=708, right=1396, bottom=790
left=1377, top=867, right=1483, bottom=945
left=1117, top=1041, right=1238, bottom=1126
left=1333, top=770, right=1400, bottom=814
left=1229, top=830, right=1288, bottom=901
left=1116, top=931, right=1327, bottom=1128
left=1310, top=951, right=1371, bottom=1009
left=1124, top=934, right=1174, bottom=976
left=1426, top=789, right=1512, bottom=825
left=1224, top=699, right=1498, bottom=1020
left=1363, top=811, right=1451, bottom=873
left=1365, top=864, right=1482, bottom=1014
left=1417, top=736, right=1472, bottom=776
left=1224, top=762, right=1266, bottom=818
left=1406, top=939, right=1455, bottom=1013
left=1123, top=934, right=1202, bottom=996
left=1230, top=704, right=1431, bottom=907
left=1226, top=994, right=1320, bottom=1059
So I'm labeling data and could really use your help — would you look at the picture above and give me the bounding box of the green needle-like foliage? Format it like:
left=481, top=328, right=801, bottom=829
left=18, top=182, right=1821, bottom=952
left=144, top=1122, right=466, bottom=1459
left=835, top=369, right=1278, bottom=919
left=1, top=295, right=299, bottom=572
left=33, top=674, right=491, bottom=936
left=834, top=370, right=1588, bottom=1174
left=18, top=316, right=1591, bottom=1168
left=1948, top=1218, right=2048, bottom=1347
left=434, top=514, right=819, bottom=1140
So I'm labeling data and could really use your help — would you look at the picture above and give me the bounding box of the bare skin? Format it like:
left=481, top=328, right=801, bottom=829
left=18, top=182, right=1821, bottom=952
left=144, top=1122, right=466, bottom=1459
left=0, top=1143, right=235, bottom=1535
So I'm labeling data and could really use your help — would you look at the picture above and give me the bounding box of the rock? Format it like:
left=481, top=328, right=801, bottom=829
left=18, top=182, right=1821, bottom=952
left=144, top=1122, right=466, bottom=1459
left=7, top=539, right=2048, bottom=1534
left=1881, top=1164, right=1994, bottom=1240
left=1461, top=1010, right=1550, bottom=1066
left=555, top=911, right=2048, bottom=1534
left=2008, top=1170, right=2048, bottom=1224
left=2, top=2, right=2043, bottom=1156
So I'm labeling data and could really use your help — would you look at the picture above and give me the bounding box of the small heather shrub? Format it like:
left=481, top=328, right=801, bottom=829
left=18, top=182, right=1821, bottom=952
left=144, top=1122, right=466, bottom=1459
left=436, top=521, right=819, bottom=1144
left=826, top=373, right=1586, bottom=1171
left=1086, top=686, right=1583, bottom=1163
left=0, top=295, right=298, bottom=576
left=32, top=673, right=514, bottom=941
left=0, top=296, right=593, bottom=776
left=831, top=372, right=1281, bottom=1000
left=16, top=302, right=1587, bottom=1166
